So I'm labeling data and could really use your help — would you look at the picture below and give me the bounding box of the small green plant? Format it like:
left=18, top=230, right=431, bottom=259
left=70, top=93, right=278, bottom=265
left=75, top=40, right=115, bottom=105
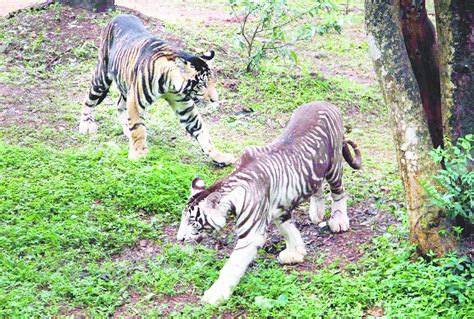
left=228, top=0, right=340, bottom=72
left=423, top=134, right=474, bottom=224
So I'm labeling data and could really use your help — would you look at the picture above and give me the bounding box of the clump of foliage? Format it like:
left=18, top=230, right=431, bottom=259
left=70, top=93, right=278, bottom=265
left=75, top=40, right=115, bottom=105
left=228, top=0, right=341, bottom=72
left=423, top=134, right=474, bottom=224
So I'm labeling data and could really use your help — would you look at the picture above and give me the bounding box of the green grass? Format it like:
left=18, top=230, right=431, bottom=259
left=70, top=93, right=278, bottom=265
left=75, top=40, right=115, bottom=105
left=0, top=1, right=472, bottom=317
left=0, top=142, right=223, bottom=316
left=233, top=70, right=382, bottom=115
left=2, top=153, right=471, bottom=318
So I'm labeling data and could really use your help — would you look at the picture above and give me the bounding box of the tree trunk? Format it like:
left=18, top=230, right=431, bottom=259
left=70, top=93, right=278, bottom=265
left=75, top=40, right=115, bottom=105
left=400, top=0, right=443, bottom=149
left=434, top=1, right=474, bottom=234
left=365, top=0, right=456, bottom=257
left=58, top=0, right=114, bottom=12
left=433, top=1, right=474, bottom=142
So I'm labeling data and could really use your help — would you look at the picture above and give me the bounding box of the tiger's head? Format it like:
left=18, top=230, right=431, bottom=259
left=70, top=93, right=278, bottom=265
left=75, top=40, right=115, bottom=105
left=177, top=177, right=226, bottom=243
left=176, top=51, right=219, bottom=107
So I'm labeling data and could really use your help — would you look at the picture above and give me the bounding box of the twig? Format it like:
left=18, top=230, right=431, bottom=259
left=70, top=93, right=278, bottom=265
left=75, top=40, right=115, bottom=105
left=45, top=47, right=74, bottom=70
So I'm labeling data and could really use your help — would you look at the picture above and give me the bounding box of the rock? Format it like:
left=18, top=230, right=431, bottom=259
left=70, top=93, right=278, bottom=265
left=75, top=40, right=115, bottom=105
left=364, top=204, right=378, bottom=215
left=0, top=45, right=7, bottom=54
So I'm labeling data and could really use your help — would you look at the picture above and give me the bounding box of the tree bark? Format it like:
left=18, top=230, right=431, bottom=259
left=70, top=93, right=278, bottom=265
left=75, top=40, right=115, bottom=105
left=433, top=1, right=474, bottom=142
left=58, top=0, right=114, bottom=12
left=400, top=0, right=443, bottom=149
left=365, top=0, right=456, bottom=257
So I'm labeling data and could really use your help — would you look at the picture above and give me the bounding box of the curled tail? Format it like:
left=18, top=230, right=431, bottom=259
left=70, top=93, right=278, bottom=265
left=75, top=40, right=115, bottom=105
left=342, top=139, right=362, bottom=169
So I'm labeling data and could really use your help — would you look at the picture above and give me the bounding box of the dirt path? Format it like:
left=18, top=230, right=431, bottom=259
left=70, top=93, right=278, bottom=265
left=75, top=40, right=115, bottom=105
left=0, top=0, right=43, bottom=16
left=116, top=0, right=232, bottom=23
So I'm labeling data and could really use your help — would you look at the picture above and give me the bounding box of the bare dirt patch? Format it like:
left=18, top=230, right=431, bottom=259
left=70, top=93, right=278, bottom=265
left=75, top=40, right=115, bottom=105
left=194, top=201, right=399, bottom=270
left=112, top=238, right=162, bottom=263
left=0, top=0, right=42, bottom=16
left=113, top=288, right=200, bottom=318
left=116, top=0, right=231, bottom=24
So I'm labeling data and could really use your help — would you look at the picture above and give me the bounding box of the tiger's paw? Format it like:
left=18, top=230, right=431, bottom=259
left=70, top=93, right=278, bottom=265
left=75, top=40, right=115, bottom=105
left=202, top=284, right=231, bottom=305
left=128, top=147, right=149, bottom=160
left=79, top=120, right=98, bottom=134
left=278, top=247, right=306, bottom=265
left=328, top=211, right=350, bottom=233
left=210, top=151, right=236, bottom=167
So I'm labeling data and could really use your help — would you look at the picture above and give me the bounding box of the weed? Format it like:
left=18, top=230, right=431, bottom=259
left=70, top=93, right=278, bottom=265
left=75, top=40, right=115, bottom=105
left=422, top=134, right=474, bottom=224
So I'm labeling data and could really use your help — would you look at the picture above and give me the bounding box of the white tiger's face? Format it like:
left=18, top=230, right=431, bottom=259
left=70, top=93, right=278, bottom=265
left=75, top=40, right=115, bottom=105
left=177, top=178, right=226, bottom=242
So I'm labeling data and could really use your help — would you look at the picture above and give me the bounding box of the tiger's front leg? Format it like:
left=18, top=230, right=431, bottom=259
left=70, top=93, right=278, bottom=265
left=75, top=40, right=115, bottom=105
left=202, top=234, right=266, bottom=305
left=175, top=105, right=235, bottom=166
left=274, top=217, right=307, bottom=264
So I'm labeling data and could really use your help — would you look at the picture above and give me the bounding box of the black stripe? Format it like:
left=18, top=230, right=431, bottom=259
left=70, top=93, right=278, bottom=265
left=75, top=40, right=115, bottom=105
left=193, top=121, right=202, bottom=133
left=96, top=89, right=109, bottom=104
left=177, top=106, right=194, bottom=116
left=148, top=61, right=155, bottom=94
left=137, top=95, right=147, bottom=110
left=238, top=221, right=257, bottom=239
left=176, top=96, right=191, bottom=103
left=142, top=80, right=153, bottom=105
left=89, top=92, right=101, bottom=100
left=234, top=241, right=253, bottom=251
left=279, top=211, right=291, bottom=223
left=184, top=113, right=198, bottom=124
left=158, top=74, right=165, bottom=93
left=237, top=211, right=252, bottom=228
left=188, top=122, right=201, bottom=135
left=129, top=123, right=145, bottom=131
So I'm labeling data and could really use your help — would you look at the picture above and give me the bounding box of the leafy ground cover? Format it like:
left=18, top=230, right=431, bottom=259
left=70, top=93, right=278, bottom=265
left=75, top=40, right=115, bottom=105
left=0, top=1, right=472, bottom=317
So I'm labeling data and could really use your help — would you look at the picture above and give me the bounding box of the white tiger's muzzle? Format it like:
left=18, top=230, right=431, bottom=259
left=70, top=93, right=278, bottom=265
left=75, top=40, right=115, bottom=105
left=177, top=214, right=205, bottom=243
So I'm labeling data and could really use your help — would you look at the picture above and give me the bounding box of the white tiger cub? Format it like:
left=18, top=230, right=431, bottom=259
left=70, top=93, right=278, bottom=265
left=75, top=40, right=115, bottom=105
left=177, top=101, right=362, bottom=304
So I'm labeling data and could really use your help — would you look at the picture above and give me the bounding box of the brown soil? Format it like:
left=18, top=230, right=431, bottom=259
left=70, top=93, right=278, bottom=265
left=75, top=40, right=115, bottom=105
left=199, top=200, right=399, bottom=269
left=113, top=289, right=200, bottom=318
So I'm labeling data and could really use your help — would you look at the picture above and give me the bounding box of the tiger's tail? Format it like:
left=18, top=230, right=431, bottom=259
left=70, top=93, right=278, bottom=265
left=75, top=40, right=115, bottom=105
left=85, top=21, right=114, bottom=106
left=342, top=139, right=362, bottom=170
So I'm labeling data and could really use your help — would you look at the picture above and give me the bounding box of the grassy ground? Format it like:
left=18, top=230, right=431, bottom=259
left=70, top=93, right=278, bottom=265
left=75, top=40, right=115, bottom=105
left=0, top=1, right=472, bottom=317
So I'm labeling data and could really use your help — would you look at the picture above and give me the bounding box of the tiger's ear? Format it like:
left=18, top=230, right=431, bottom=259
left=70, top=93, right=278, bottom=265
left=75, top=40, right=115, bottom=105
left=191, top=177, right=206, bottom=196
left=200, top=50, right=215, bottom=61
left=206, top=192, right=222, bottom=209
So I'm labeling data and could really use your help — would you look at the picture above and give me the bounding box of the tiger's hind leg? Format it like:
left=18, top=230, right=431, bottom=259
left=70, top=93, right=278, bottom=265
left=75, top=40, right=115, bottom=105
left=274, top=213, right=307, bottom=264
left=326, top=161, right=350, bottom=233
left=309, top=186, right=326, bottom=224
left=126, top=89, right=148, bottom=159
left=116, top=95, right=130, bottom=138
left=79, top=65, right=111, bottom=134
